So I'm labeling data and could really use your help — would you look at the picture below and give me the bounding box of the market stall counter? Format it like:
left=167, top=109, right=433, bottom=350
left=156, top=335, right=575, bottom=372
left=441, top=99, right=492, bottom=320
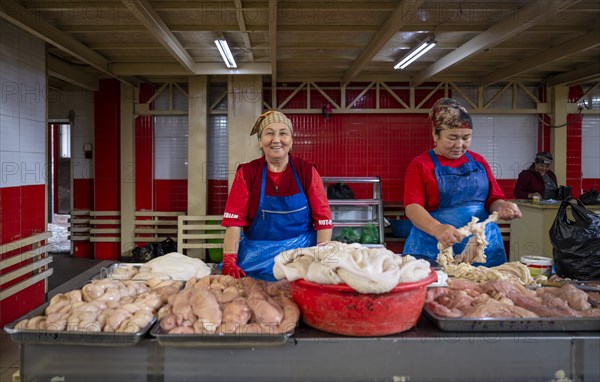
left=509, top=200, right=600, bottom=262
left=17, top=319, right=599, bottom=382
left=11, top=261, right=600, bottom=382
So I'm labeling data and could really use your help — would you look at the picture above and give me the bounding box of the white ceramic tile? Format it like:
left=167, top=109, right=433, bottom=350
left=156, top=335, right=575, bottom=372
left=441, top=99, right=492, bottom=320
left=207, top=115, right=228, bottom=180
left=18, top=28, right=45, bottom=56
left=19, top=118, right=45, bottom=153
left=0, top=77, right=20, bottom=118
left=582, top=115, right=600, bottom=137
left=154, top=115, right=188, bottom=179
left=72, top=158, right=93, bottom=179
left=582, top=155, right=600, bottom=178
left=582, top=136, right=599, bottom=159
left=18, top=151, right=46, bottom=186
left=472, top=115, right=493, bottom=137
left=491, top=137, right=536, bottom=179
left=0, top=114, right=19, bottom=152
left=493, top=115, right=537, bottom=137
left=18, top=79, right=46, bottom=121
left=0, top=150, right=20, bottom=188
left=0, top=48, right=19, bottom=80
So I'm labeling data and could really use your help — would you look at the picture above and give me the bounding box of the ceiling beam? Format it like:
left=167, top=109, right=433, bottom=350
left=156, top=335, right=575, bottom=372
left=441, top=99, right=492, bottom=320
left=341, top=0, right=425, bottom=86
left=0, top=0, right=124, bottom=82
left=121, top=0, right=195, bottom=74
left=47, top=56, right=99, bottom=91
left=412, top=0, right=579, bottom=86
left=110, top=62, right=271, bottom=76
left=269, top=0, right=278, bottom=92
left=234, top=0, right=254, bottom=62
left=480, top=28, right=600, bottom=86
left=545, top=62, right=600, bottom=87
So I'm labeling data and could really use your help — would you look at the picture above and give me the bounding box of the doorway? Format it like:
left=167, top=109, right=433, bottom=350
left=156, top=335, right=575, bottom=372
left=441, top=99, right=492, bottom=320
left=48, top=122, right=71, bottom=253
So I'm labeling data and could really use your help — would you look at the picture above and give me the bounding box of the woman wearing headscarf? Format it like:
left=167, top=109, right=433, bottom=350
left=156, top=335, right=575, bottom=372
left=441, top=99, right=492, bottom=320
left=402, top=98, right=522, bottom=267
left=513, top=152, right=558, bottom=200
left=221, top=111, right=333, bottom=280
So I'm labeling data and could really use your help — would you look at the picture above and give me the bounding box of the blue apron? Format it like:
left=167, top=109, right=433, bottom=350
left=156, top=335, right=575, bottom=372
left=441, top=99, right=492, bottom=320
left=237, top=160, right=316, bottom=281
left=403, top=150, right=505, bottom=267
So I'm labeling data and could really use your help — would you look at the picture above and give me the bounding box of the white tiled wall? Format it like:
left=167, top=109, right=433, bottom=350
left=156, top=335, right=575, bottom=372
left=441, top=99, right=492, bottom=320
left=0, top=20, right=46, bottom=188
left=582, top=115, right=600, bottom=178
left=154, top=115, right=188, bottom=179
left=470, top=114, right=538, bottom=179
left=48, top=87, right=95, bottom=179
left=208, top=115, right=228, bottom=180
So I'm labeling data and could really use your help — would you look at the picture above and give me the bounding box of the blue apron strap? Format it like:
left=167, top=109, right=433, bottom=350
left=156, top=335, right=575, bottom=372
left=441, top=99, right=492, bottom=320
left=288, top=159, right=306, bottom=198
left=428, top=150, right=441, bottom=168
left=258, top=163, right=267, bottom=211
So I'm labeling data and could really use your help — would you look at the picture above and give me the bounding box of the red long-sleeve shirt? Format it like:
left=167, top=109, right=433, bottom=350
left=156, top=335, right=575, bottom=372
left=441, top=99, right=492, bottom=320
left=222, top=156, right=333, bottom=233
left=403, top=150, right=506, bottom=211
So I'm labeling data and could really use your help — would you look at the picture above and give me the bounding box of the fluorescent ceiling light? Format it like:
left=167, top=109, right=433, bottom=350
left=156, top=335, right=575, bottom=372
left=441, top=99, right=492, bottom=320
left=394, top=37, right=436, bottom=70
left=215, top=38, right=237, bottom=68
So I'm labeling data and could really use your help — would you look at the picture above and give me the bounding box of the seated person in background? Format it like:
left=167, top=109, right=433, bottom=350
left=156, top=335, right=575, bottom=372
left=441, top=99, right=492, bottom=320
left=514, top=152, right=558, bottom=200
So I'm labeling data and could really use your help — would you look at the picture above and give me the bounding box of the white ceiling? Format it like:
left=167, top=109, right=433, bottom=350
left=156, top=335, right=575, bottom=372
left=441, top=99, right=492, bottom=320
left=2, top=0, right=599, bottom=90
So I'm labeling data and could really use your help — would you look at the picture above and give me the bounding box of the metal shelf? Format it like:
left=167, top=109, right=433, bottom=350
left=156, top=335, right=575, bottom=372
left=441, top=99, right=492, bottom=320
left=323, top=176, right=385, bottom=244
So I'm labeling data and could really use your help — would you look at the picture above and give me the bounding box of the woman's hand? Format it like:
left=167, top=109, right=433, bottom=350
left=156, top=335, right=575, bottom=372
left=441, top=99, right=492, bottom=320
left=431, top=224, right=464, bottom=248
left=491, top=200, right=522, bottom=220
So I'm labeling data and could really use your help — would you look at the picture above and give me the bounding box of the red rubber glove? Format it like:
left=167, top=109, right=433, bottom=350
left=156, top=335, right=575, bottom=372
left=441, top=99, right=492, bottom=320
left=222, top=253, right=246, bottom=278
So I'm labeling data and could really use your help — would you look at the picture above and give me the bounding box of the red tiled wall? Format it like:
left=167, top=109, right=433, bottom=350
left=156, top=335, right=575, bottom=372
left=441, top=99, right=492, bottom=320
left=0, top=282, right=45, bottom=327
left=154, top=180, right=188, bottom=212
left=94, top=79, right=121, bottom=260
left=582, top=179, right=600, bottom=192
left=207, top=179, right=229, bottom=215
left=136, top=84, right=154, bottom=211
left=72, top=178, right=93, bottom=258
left=0, top=185, right=46, bottom=326
left=290, top=113, right=434, bottom=203
left=566, top=114, right=583, bottom=198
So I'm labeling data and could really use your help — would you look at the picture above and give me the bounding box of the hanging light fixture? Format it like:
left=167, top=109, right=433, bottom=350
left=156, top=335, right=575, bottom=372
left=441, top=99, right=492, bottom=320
left=394, top=36, right=436, bottom=70
left=214, top=38, right=237, bottom=68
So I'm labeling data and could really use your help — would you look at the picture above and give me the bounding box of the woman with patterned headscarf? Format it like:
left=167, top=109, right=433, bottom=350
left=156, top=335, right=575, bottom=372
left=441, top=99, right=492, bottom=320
left=402, top=98, right=522, bottom=267
left=221, top=110, right=333, bottom=280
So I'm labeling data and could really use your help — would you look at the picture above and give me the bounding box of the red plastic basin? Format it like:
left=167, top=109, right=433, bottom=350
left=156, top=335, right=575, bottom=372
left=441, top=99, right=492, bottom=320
left=290, top=269, right=437, bottom=336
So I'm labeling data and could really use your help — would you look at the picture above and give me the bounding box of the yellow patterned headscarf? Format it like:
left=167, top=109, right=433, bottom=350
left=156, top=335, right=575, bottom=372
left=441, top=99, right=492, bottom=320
left=250, top=110, right=293, bottom=137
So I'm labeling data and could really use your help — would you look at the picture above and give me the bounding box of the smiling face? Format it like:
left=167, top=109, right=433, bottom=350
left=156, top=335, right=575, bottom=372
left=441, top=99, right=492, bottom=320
left=433, top=128, right=473, bottom=159
left=259, top=122, right=293, bottom=162
left=534, top=161, right=551, bottom=176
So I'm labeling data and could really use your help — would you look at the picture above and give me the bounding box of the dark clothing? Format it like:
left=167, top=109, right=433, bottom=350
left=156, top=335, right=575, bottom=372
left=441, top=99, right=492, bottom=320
left=514, top=165, right=558, bottom=199
left=542, top=173, right=558, bottom=199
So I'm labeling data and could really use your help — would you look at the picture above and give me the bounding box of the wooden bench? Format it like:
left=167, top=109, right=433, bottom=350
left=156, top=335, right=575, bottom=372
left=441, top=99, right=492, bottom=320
left=177, top=215, right=225, bottom=261
left=0, top=232, right=53, bottom=302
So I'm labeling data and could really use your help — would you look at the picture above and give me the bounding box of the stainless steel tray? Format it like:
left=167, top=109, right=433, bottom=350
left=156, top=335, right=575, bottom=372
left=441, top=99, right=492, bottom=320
left=96, top=263, right=144, bottom=280
left=423, top=305, right=600, bottom=332
left=4, top=302, right=156, bottom=346
left=150, top=322, right=294, bottom=348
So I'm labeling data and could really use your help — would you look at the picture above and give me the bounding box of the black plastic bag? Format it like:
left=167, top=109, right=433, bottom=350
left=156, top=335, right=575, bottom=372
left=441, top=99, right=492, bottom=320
left=130, top=237, right=177, bottom=263
left=556, top=185, right=572, bottom=201
left=549, top=199, right=600, bottom=280
left=580, top=188, right=600, bottom=205
left=158, top=237, right=177, bottom=255
left=327, top=183, right=355, bottom=199
left=131, top=244, right=154, bottom=262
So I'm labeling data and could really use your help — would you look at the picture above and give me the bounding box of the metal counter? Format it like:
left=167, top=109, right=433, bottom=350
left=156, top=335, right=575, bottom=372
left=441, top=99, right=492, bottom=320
left=15, top=261, right=600, bottom=382
left=18, top=320, right=600, bottom=382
